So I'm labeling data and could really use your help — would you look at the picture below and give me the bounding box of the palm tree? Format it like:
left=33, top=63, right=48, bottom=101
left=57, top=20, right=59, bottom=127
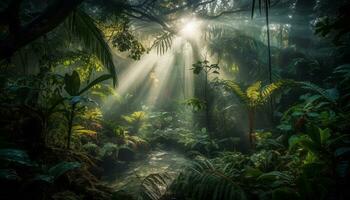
left=219, top=80, right=289, bottom=147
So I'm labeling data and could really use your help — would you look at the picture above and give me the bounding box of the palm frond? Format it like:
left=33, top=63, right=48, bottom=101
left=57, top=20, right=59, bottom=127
left=65, top=9, right=117, bottom=85
left=139, top=173, right=173, bottom=200
left=151, top=32, right=174, bottom=55
left=204, top=24, right=228, bottom=41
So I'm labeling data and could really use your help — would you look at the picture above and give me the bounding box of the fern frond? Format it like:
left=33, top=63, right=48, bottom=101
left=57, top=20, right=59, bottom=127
left=246, top=81, right=261, bottom=102
left=220, top=80, right=248, bottom=104
left=151, top=32, right=174, bottom=55
left=177, top=159, right=247, bottom=200
left=204, top=24, right=227, bottom=40
left=65, top=9, right=117, bottom=85
left=260, top=80, right=292, bottom=102
left=139, top=173, right=173, bottom=200
left=297, top=81, right=337, bottom=103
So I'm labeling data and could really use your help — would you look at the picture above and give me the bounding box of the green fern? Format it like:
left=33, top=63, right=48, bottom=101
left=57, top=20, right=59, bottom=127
left=261, top=80, right=293, bottom=101
left=297, top=81, right=338, bottom=103
left=219, top=79, right=290, bottom=109
left=139, top=173, right=173, bottom=200
left=220, top=80, right=248, bottom=104
left=150, top=32, right=174, bottom=55
left=176, top=159, right=247, bottom=200
left=246, top=81, right=262, bottom=103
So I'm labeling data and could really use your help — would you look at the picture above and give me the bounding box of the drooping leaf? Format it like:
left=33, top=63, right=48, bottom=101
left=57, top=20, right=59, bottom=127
left=78, top=74, right=112, bottom=95
left=65, top=9, right=117, bottom=85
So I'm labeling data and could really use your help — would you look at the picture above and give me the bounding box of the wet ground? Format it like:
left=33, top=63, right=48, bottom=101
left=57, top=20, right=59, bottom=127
left=107, top=149, right=188, bottom=193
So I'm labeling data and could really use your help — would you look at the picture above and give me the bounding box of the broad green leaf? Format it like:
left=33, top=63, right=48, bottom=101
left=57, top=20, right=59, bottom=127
left=244, top=167, right=262, bottom=178
left=64, top=71, right=81, bottom=96
left=78, top=74, right=112, bottom=95
left=319, top=128, right=331, bottom=144
left=257, top=171, right=292, bottom=183
left=335, top=147, right=350, bottom=157
left=0, top=149, right=34, bottom=166
left=65, top=9, right=117, bottom=85
left=48, top=161, right=81, bottom=179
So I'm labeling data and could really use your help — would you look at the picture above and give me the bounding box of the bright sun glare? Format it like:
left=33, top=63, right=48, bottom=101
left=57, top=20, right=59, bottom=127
left=180, top=18, right=201, bottom=38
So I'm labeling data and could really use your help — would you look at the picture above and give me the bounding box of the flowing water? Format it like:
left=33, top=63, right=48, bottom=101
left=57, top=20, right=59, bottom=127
left=107, top=149, right=189, bottom=193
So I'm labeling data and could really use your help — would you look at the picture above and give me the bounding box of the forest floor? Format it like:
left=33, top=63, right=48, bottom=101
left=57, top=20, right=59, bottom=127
left=105, top=149, right=189, bottom=193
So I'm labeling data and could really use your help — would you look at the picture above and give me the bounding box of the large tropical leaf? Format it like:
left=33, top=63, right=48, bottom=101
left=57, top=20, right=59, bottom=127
left=65, top=9, right=117, bottom=85
left=78, top=74, right=113, bottom=95
left=34, top=161, right=81, bottom=183
left=0, top=149, right=34, bottom=166
left=48, top=161, right=81, bottom=179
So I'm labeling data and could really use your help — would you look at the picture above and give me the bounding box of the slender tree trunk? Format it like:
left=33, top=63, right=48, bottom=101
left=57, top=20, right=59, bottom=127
left=248, top=109, right=255, bottom=148
left=265, top=0, right=272, bottom=84
left=204, top=71, right=211, bottom=137
left=67, top=104, right=76, bottom=149
left=265, top=0, right=274, bottom=124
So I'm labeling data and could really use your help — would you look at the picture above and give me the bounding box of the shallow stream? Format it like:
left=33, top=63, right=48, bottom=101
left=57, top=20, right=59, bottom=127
left=107, top=149, right=189, bottom=193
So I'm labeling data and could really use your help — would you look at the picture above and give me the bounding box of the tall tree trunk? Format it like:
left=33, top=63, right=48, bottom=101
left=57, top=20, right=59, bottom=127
left=248, top=109, right=255, bottom=148
left=67, top=104, right=76, bottom=149
left=204, top=71, right=211, bottom=135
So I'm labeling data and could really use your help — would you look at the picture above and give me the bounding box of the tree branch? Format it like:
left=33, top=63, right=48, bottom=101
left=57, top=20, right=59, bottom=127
left=0, top=0, right=84, bottom=60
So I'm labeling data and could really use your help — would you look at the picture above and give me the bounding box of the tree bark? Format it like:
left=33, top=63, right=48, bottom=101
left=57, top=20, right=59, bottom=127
left=248, top=109, right=255, bottom=148
left=67, top=104, right=76, bottom=149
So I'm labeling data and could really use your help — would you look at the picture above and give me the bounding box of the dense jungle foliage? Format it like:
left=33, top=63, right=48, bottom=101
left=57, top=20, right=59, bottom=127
left=0, top=0, right=349, bottom=200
